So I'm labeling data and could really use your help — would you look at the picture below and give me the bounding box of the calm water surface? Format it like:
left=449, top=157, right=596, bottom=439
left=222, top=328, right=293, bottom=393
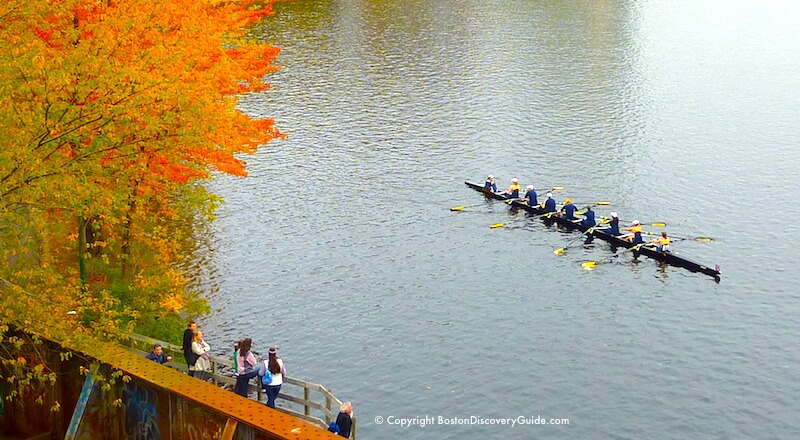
left=198, top=1, right=800, bottom=438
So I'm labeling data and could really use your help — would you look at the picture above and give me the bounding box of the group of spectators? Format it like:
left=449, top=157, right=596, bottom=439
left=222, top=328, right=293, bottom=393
left=144, top=320, right=353, bottom=438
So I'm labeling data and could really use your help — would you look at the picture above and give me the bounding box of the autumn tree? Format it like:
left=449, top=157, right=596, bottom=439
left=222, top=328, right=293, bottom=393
left=0, top=0, right=283, bottom=406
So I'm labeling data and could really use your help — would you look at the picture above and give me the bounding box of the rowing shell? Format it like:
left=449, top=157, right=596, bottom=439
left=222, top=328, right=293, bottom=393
left=464, top=181, right=721, bottom=280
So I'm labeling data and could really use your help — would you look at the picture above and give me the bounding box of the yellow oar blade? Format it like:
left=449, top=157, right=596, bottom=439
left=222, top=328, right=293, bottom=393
left=554, top=248, right=565, bottom=255
left=450, top=206, right=465, bottom=211
left=695, top=237, right=713, bottom=242
left=596, top=201, right=611, bottom=205
left=489, top=223, right=505, bottom=229
left=576, top=211, right=585, bottom=215
left=551, top=186, right=565, bottom=190
left=582, top=261, right=597, bottom=269
left=650, top=222, right=667, bottom=227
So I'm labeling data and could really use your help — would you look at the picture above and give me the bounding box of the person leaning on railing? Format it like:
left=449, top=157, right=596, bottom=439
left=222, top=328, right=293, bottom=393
left=332, top=402, right=353, bottom=438
left=234, top=338, right=262, bottom=397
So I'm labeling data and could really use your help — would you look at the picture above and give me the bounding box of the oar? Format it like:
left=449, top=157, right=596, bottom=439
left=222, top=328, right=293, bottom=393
left=554, top=227, right=595, bottom=254
left=600, top=216, right=666, bottom=227
left=490, top=218, right=525, bottom=229
left=581, top=242, right=647, bottom=269
left=451, top=202, right=487, bottom=211
left=641, top=231, right=714, bottom=242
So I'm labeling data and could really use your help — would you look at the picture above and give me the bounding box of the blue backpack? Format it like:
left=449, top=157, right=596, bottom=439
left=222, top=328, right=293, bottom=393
left=260, top=370, right=273, bottom=386
left=327, top=421, right=340, bottom=434
left=260, top=360, right=273, bottom=386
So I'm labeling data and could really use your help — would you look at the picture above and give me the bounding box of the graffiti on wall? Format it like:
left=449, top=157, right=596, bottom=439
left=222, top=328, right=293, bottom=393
left=183, top=402, right=225, bottom=440
left=123, top=382, right=162, bottom=440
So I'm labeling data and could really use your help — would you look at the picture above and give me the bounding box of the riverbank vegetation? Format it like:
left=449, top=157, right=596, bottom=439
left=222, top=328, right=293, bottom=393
left=0, top=0, right=281, bottom=406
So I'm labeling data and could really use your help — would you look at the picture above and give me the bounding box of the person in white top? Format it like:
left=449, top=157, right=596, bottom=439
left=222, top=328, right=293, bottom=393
left=190, top=331, right=212, bottom=380
left=260, top=346, right=287, bottom=408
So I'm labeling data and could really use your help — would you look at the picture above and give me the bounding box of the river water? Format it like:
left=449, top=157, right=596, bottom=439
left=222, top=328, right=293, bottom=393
left=200, top=1, right=800, bottom=438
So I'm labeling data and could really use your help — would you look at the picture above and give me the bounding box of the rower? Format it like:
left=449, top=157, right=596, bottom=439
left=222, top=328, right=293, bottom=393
left=544, top=193, right=557, bottom=213
left=652, top=231, right=670, bottom=253
left=603, top=211, right=621, bottom=236
left=560, top=198, right=578, bottom=221
left=484, top=175, right=497, bottom=192
left=580, top=206, right=596, bottom=228
left=622, top=220, right=644, bottom=244
left=524, top=185, right=538, bottom=207
left=501, top=178, right=520, bottom=198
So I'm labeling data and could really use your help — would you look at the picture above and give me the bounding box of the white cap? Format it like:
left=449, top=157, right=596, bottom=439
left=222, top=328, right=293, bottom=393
left=610, top=212, right=618, bottom=218
left=526, top=185, right=533, bottom=190
left=632, top=220, right=640, bottom=225
left=488, top=175, right=494, bottom=179
left=546, top=192, right=552, bottom=198
left=511, top=178, right=518, bottom=183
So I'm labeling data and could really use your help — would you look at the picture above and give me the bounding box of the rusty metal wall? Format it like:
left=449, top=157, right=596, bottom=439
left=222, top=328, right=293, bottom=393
left=1, top=330, right=339, bottom=440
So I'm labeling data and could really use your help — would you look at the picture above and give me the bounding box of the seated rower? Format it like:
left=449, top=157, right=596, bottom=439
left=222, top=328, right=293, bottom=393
left=622, top=220, right=645, bottom=244
left=484, top=175, right=497, bottom=193
left=524, top=185, right=538, bottom=207
left=501, top=178, right=520, bottom=198
left=543, top=192, right=557, bottom=213
left=603, top=211, right=621, bottom=236
left=580, top=206, right=596, bottom=228
left=559, top=198, right=578, bottom=221
left=652, top=231, right=670, bottom=252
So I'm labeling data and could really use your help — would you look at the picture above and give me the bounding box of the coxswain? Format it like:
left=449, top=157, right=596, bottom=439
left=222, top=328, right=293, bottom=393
left=580, top=206, right=596, bottom=228
left=622, top=220, right=644, bottom=244
left=501, top=178, right=520, bottom=198
left=653, top=231, right=670, bottom=252
left=560, top=198, right=578, bottom=220
left=484, top=175, right=497, bottom=193
left=524, top=185, right=538, bottom=207
left=544, top=193, right=557, bottom=213
left=604, top=212, right=621, bottom=236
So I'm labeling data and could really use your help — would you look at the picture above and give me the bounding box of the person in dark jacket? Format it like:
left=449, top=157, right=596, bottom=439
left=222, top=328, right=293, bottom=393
left=524, top=185, right=538, bottom=207
left=559, top=198, right=578, bottom=220
left=483, top=175, right=497, bottom=192
left=604, top=212, right=621, bottom=236
left=581, top=206, right=596, bottom=228
left=334, top=402, right=354, bottom=438
left=544, top=193, right=557, bottom=213
left=145, top=344, right=172, bottom=364
left=182, top=321, right=199, bottom=376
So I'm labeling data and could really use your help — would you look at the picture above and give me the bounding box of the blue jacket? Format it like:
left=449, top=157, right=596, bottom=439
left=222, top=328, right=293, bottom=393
left=562, top=203, right=578, bottom=220
left=525, top=190, right=538, bottom=206
left=581, top=210, right=596, bottom=227
left=544, top=198, right=556, bottom=213
left=484, top=180, right=497, bottom=192
left=606, top=218, right=620, bottom=236
left=146, top=352, right=168, bottom=364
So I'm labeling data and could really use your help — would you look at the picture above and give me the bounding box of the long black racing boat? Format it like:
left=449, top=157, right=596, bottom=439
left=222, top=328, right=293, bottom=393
left=465, top=181, right=721, bottom=280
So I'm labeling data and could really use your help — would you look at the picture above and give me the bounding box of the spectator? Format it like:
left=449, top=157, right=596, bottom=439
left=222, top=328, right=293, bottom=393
left=335, top=402, right=354, bottom=438
left=261, top=346, right=286, bottom=408
left=233, top=338, right=262, bottom=397
left=190, top=331, right=212, bottom=380
left=182, top=321, right=199, bottom=376
left=145, top=344, right=172, bottom=364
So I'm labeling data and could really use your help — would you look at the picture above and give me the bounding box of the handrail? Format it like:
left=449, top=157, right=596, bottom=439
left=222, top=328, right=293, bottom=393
left=125, top=333, right=356, bottom=437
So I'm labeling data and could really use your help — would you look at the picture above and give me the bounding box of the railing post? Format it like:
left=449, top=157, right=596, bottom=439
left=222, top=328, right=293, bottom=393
left=325, top=395, right=332, bottom=424
left=304, top=385, right=311, bottom=416
left=211, top=359, right=218, bottom=386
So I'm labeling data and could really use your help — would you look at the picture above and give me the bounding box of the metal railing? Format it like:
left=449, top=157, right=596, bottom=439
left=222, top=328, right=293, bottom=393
left=125, top=333, right=356, bottom=439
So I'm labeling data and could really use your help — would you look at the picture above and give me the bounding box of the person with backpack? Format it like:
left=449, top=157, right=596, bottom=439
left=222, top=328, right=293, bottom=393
left=328, top=401, right=353, bottom=438
left=259, top=346, right=286, bottom=408
left=233, top=338, right=262, bottom=397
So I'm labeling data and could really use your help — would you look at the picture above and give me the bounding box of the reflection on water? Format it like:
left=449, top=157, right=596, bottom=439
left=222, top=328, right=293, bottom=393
left=201, top=1, right=800, bottom=439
